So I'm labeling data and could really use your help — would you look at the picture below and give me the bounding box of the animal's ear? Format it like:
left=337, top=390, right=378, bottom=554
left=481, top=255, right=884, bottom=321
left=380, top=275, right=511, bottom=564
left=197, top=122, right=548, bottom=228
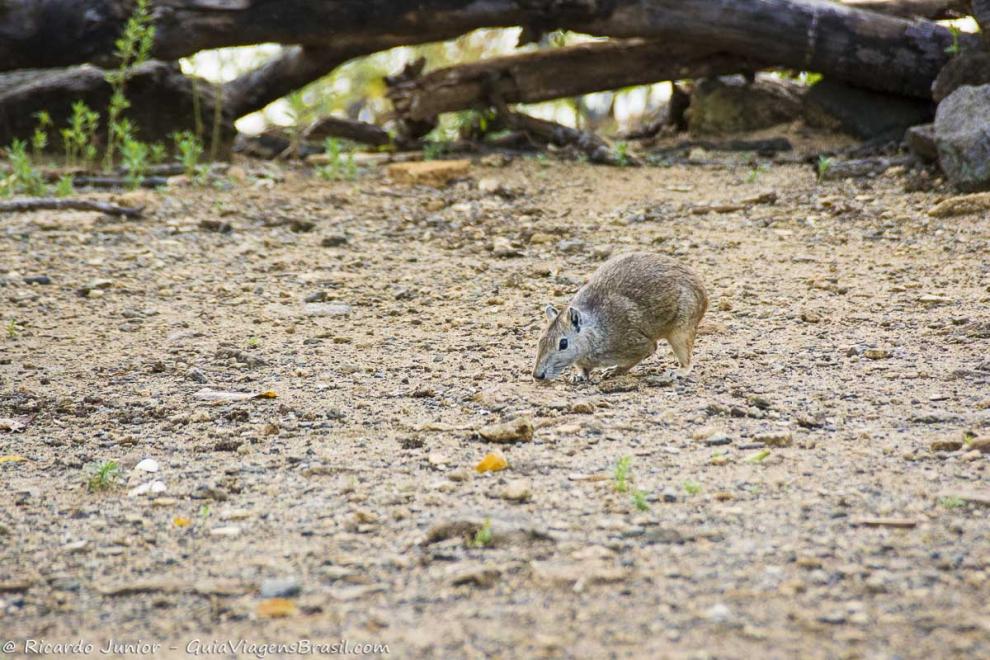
left=544, top=304, right=558, bottom=321
left=569, top=307, right=581, bottom=331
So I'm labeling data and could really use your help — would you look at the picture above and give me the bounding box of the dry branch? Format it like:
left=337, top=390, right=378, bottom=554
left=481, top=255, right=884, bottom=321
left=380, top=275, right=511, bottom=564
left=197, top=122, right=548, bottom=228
left=389, top=40, right=765, bottom=122
left=0, top=198, right=143, bottom=217
left=302, top=116, right=391, bottom=147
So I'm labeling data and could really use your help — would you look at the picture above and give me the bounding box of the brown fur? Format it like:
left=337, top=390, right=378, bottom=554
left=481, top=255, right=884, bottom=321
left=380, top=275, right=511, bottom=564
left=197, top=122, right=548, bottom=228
left=533, top=252, right=708, bottom=381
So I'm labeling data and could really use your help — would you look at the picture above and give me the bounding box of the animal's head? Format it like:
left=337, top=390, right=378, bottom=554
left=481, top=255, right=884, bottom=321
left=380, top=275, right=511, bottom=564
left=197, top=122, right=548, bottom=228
left=533, top=304, right=585, bottom=381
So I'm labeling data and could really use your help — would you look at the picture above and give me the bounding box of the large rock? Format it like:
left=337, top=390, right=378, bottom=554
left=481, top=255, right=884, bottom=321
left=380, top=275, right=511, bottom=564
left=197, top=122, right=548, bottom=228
left=932, top=52, right=990, bottom=102
left=934, top=84, right=990, bottom=192
left=686, top=75, right=803, bottom=135
left=803, top=79, right=933, bottom=140
left=906, top=123, right=937, bottom=162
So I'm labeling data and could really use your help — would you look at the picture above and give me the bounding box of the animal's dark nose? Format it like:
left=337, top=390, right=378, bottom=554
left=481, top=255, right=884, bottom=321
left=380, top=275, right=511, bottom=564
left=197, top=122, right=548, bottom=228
left=533, top=371, right=545, bottom=380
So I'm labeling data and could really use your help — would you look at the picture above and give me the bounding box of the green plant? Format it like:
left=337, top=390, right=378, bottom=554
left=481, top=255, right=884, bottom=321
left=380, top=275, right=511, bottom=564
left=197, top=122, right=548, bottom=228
left=614, top=141, right=631, bottom=167
left=318, top=138, right=358, bottom=181
left=198, top=504, right=211, bottom=518
left=631, top=489, right=650, bottom=511
left=54, top=175, right=75, bottom=197
left=246, top=337, right=260, bottom=348
left=614, top=456, right=632, bottom=493
left=149, top=141, right=167, bottom=164
left=86, top=460, right=122, bottom=492
left=120, top=135, right=149, bottom=190
left=5, top=319, right=18, bottom=339
left=683, top=480, right=702, bottom=496
left=422, top=141, right=448, bottom=161
left=939, top=496, right=965, bottom=509
left=173, top=131, right=205, bottom=181
left=745, top=163, right=769, bottom=183
left=61, top=101, right=100, bottom=168
left=816, top=155, right=833, bottom=182
left=103, top=0, right=155, bottom=169
left=4, top=139, right=46, bottom=197
left=32, top=111, right=51, bottom=160
left=746, top=449, right=772, bottom=463
left=471, top=518, right=493, bottom=548
left=945, top=25, right=961, bottom=55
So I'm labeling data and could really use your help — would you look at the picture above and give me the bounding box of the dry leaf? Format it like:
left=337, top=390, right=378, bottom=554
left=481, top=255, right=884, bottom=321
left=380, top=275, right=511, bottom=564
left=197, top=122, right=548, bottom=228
left=0, top=455, right=27, bottom=464
left=475, top=451, right=508, bottom=473
left=173, top=517, right=191, bottom=527
left=257, top=598, right=298, bottom=618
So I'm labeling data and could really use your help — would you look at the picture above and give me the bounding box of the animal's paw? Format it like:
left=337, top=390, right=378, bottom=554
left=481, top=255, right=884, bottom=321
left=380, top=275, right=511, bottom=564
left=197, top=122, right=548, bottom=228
left=569, top=370, right=590, bottom=384
left=600, top=366, right=629, bottom=381
left=600, top=366, right=619, bottom=380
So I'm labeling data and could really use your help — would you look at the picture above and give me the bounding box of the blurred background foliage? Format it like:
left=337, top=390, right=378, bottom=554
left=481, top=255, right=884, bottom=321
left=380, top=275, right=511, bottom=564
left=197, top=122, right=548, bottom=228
left=180, top=29, right=674, bottom=139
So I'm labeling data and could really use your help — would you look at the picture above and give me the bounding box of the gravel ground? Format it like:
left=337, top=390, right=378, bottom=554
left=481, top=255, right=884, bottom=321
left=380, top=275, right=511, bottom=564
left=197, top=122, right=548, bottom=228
left=1, top=149, right=989, bottom=659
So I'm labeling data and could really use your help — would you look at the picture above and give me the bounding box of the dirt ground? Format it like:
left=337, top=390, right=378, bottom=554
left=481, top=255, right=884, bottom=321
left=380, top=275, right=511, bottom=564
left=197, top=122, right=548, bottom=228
left=2, top=139, right=990, bottom=659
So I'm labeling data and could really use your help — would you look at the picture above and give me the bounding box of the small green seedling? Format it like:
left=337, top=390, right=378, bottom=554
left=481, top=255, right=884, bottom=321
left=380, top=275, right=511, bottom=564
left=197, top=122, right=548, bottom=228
left=745, top=163, right=769, bottom=183
left=422, top=141, right=447, bottom=161
left=86, top=460, right=122, bottom=492
left=4, top=139, right=46, bottom=197
left=816, top=155, right=833, bottom=182
left=32, top=111, right=51, bottom=160
left=198, top=504, right=211, bottom=518
left=631, top=489, right=650, bottom=512
left=945, top=25, right=961, bottom=55
left=149, top=141, right=167, bottom=164
left=246, top=337, right=260, bottom=348
left=614, top=456, right=632, bottom=493
left=318, top=138, right=358, bottom=181
left=939, top=496, right=965, bottom=509
left=120, top=135, right=149, bottom=190
left=54, top=175, right=75, bottom=197
left=746, top=449, right=772, bottom=463
left=471, top=518, right=494, bottom=548
left=61, top=101, right=100, bottom=168
left=5, top=319, right=18, bottom=339
left=683, top=480, right=702, bottom=496
left=173, top=131, right=205, bottom=182
left=614, top=141, right=631, bottom=167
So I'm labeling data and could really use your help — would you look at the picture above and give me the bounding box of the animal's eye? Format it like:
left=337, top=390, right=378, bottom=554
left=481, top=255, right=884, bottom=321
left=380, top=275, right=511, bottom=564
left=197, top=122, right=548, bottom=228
left=558, top=338, right=568, bottom=351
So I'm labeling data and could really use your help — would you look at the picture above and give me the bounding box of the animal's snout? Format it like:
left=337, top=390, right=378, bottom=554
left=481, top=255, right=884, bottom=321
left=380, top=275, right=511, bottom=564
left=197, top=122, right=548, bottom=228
left=532, top=370, right=546, bottom=381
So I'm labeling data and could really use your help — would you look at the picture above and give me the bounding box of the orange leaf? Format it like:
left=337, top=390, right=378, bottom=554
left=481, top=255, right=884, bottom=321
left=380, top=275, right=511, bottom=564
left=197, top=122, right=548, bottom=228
left=475, top=451, right=508, bottom=473
left=173, top=516, right=191, bottom=528
left=257, top=598, right=297, bottom=618
left=255, top=390, right=278, bottom=399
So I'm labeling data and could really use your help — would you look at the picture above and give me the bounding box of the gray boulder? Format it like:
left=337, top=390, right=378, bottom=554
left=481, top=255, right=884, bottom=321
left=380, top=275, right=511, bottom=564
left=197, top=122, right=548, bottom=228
left=932, top=52, right=990, bottom=102
left=935, top=84, right=990, bottom=192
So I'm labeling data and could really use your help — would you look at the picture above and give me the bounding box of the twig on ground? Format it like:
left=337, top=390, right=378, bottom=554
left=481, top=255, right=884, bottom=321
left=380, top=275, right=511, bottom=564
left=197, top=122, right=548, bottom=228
left=0, top=197, right=143, bottom=217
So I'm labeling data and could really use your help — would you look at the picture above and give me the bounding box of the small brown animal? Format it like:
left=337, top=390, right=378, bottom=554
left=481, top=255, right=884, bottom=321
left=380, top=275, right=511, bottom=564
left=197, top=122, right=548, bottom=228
left=532, top=252, right=708, bottom=381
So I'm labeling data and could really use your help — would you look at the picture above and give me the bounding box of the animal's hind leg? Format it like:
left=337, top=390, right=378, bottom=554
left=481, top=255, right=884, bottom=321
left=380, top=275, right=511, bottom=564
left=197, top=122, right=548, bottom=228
left=667, top=325, right=697, bottom=375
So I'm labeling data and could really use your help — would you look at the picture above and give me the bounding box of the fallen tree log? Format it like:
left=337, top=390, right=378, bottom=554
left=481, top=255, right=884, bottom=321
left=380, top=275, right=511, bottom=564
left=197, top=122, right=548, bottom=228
left=0, top=61, right=234, bottom=150
left=842, top=0, right=969, bottom=18
left=0, top=1, right=974, bottom=99
left=388, top=40, right=766, bottom=122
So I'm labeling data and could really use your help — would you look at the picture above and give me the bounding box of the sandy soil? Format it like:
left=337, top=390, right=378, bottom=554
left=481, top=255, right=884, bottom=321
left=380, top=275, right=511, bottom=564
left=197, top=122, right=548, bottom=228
left=1, top=146, right=989, bottom=659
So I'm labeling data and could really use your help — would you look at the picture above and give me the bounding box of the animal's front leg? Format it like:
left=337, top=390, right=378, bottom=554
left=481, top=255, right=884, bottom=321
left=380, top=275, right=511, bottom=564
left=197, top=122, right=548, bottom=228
left=599, top=364, right=632, bottom=380
left=570, top=365, right=592, bottom=383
